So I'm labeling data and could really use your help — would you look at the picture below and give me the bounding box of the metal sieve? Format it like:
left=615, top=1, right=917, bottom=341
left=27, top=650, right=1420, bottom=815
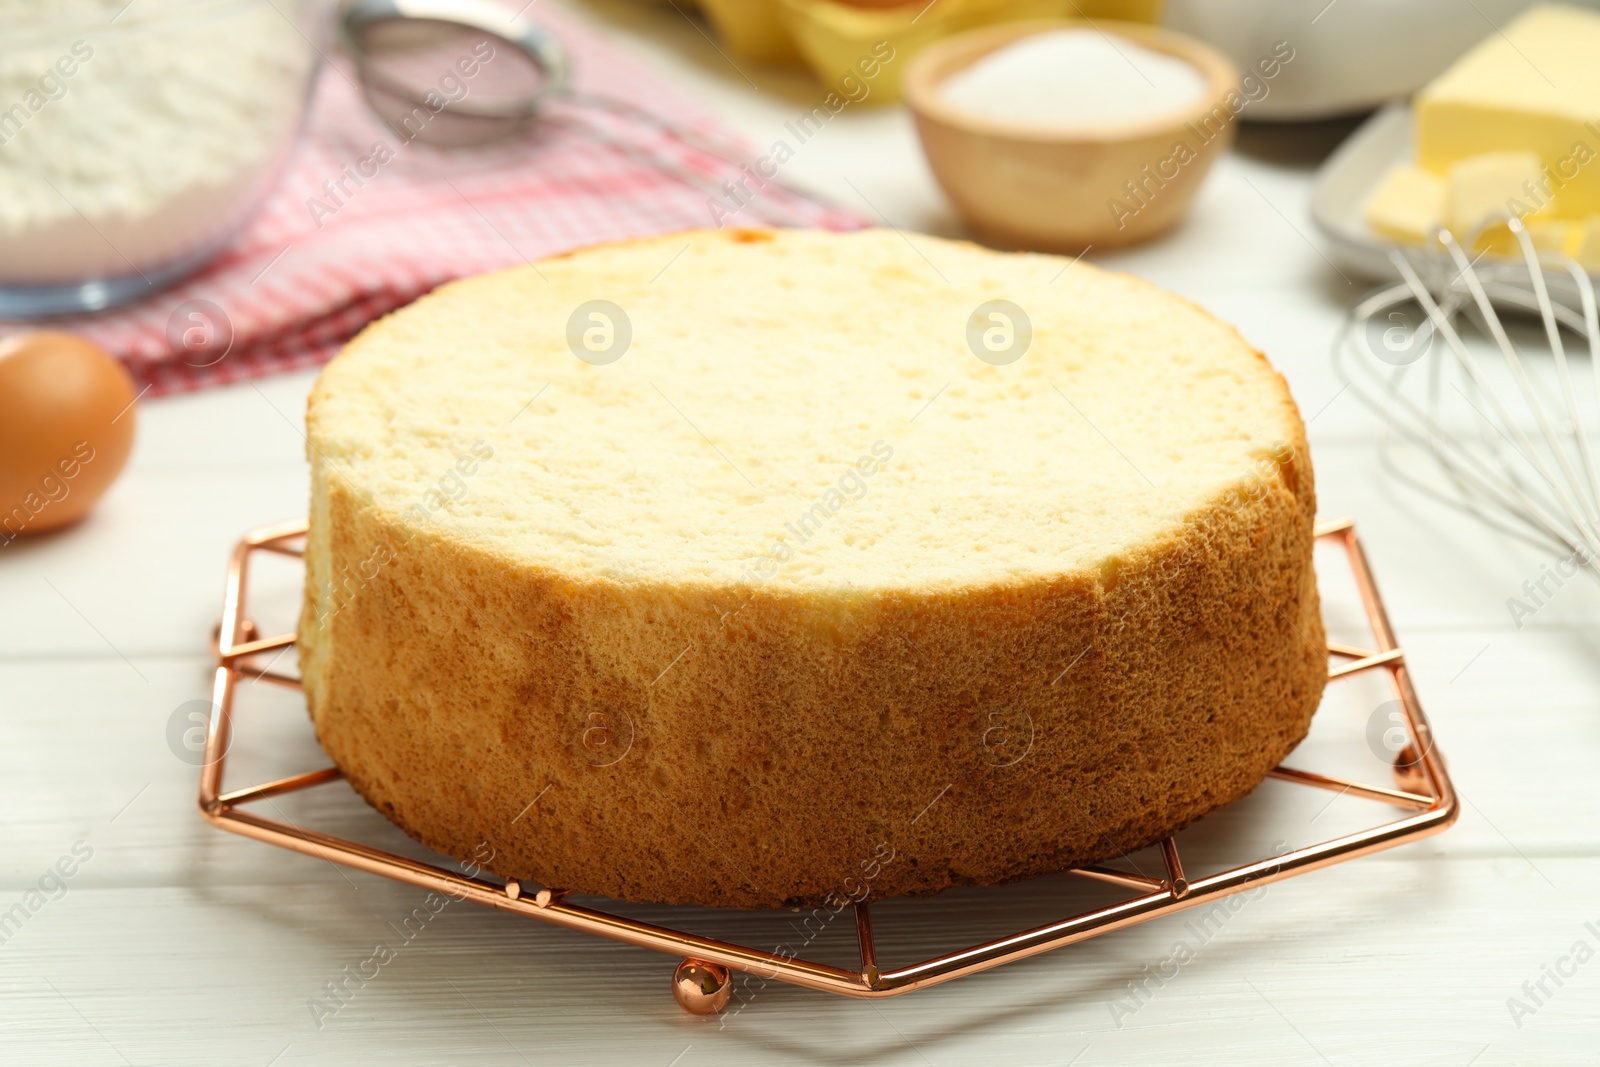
left=341, top=0, right=569, bottom=147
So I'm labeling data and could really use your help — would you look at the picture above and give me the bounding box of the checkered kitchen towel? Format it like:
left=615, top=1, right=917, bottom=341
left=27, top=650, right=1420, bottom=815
left=45, top=4, right=864, bottom=396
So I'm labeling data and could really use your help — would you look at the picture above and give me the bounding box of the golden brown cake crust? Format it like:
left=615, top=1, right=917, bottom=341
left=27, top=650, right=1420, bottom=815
left=302, top=442, right=1323, bottom=910
left=299, top=231, right=1324, bottom=909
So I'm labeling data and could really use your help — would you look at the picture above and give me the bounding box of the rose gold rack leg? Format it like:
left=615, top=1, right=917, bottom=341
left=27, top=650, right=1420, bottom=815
left=1068, top=866, right=1166, bottom=893
left=1323, top=519, right=1457, bottom=813
left=199, top=666, right=233, bottom=813
left=1159, top=838, right=1189, bottom=899
left=855, top=904, right=880, bottom=984
left=218, top=767, right=345, bottom=808
left=199, top=517, right=1459, bottom=1012
left=1312, top=517, right=1354, bottom=538
left=1267, top=766, right=1434, bottom=810
left=1328, top=648, right=1404, bottom=679
left=223, top=632, right=296, bottom=661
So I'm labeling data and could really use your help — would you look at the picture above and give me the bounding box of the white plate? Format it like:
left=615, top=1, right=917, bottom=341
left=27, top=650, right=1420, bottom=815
left=1310, top=103, right=1600, bottom=295
left=1309, top=103, right=1424, bottom=284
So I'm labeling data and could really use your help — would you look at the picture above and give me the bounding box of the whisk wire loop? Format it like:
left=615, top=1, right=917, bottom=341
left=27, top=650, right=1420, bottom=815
left=1335, top=218, right=1600, bottom=578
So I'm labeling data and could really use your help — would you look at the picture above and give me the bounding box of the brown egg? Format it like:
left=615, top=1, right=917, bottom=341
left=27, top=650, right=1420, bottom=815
left=0, top=332, right=138, bottom=540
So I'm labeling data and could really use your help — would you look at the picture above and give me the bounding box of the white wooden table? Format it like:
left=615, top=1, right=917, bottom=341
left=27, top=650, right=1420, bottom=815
left=3, top=3, right=1596, bottom=1063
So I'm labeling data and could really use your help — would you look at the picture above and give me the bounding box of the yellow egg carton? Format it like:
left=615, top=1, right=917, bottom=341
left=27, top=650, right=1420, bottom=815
left=694, top=0, right=1163, bottom=103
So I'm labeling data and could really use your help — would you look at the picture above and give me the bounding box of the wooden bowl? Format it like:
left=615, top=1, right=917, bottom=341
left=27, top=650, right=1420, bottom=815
left=904, top=19, right=1242, bottom=252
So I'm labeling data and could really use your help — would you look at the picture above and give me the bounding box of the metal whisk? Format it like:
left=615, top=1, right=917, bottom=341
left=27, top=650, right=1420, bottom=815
left=1333, top=220, right=1600, bottom=578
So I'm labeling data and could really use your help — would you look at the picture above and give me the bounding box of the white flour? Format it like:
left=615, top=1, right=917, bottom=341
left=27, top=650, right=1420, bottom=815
left=940, top=29, right=1207, bottom=130
left=0, top=0, right=319, bottom=286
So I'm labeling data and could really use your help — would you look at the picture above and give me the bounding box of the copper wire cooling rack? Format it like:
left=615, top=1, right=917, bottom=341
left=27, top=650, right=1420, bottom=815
left=200, top=517, right=1458, bottom=1014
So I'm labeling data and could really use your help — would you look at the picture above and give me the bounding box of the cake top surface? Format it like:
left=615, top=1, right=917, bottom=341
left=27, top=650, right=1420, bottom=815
left=309, top=228, right=1304, bottom=592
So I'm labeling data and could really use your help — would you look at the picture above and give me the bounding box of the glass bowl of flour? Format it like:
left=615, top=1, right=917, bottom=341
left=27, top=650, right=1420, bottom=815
left=0, top=0, right=332, bottom=317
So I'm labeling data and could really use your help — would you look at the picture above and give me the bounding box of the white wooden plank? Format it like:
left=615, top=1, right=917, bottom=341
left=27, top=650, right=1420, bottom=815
left=0, top=859, right=1594, bottom=1066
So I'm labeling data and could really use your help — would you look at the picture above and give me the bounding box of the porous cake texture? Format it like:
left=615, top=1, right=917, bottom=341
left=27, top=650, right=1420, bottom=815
left=300, top=227, right=1325, bottom=908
